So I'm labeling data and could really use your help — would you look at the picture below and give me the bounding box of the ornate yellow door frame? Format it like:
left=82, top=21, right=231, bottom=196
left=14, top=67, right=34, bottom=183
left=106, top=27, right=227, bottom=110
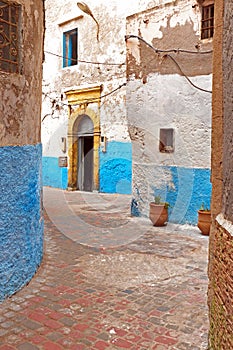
left=65, top=85, right=102, bottom=191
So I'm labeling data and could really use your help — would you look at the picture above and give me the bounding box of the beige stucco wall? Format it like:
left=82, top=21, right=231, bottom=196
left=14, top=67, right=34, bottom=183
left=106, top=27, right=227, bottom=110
left=0, top=0, right=44, bottom=147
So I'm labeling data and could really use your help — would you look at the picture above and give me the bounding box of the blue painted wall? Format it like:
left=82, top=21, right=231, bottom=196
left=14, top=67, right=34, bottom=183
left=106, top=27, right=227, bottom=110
left=42, top=157, right=68, bottom=190
left=99, top=141, right=132, bottom=194
left=0, top=144, right=43, bottom=301
left=42, top=142, right=132, bottom=194
left=132, top=165, right=212, bottom=225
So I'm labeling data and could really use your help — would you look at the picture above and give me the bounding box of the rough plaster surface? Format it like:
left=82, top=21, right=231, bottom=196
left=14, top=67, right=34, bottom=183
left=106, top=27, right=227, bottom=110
left=42, top=0, right=137, bottom=154
left=0, top=0, right=44, bottom=147
left=127, top=74, right=212, bottom=169
left=126, top=1, right=212, bottom=79
left=99, top=141, right=132, bottom=194
left=42, top=141, right=132, bottom=193
left=208, top=1, right=233, bottom=348
left=42, top=1, right=145, bottom=190
left=0, top=1, right=44, bottom=300
left=0, top=144, right=43, bottom=301
left=42, top=0, right=173, bottom=154
left=42, top=156, right=68, bottom=189
left=131, top=164, right=211, bottom=224
left=222, top=0, right=233, bottom=222
left=126, top=1, right=212, bottom=223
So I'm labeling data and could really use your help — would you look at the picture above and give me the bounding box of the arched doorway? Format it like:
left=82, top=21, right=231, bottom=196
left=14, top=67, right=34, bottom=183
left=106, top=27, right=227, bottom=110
left=76, top=115, right=94, bottom=191
left=65, top=86, right=102, bottom=191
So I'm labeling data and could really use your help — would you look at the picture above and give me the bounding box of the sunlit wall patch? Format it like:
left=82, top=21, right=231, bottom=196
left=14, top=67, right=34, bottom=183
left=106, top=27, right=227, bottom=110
left=0, top=1, right=21, bottom=73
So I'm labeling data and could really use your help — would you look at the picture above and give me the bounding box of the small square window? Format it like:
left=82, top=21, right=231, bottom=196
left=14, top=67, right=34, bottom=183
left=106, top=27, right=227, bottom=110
left=159, top=129, right=174, bottom=153
left=201, top=4, right=214, bottom=40
left=63, top=28, right=78, bottom=67
left=0, top=1, right=21, bottom=73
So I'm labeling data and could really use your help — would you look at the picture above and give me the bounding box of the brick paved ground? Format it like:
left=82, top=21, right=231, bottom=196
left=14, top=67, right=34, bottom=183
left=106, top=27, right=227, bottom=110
left=0, top=188, right=209, bottom=349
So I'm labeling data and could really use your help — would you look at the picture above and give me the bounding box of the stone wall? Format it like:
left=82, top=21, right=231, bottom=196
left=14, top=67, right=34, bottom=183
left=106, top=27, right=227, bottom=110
left=208, top=0, right=233, bottom=348
left=0, top=0, right=44, bottom=300
left=209, top=216, right=233, bottom=349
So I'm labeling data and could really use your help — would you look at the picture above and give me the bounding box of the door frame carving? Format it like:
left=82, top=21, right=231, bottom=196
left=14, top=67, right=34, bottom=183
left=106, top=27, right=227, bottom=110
left=65, top=85, right=102, bottom=191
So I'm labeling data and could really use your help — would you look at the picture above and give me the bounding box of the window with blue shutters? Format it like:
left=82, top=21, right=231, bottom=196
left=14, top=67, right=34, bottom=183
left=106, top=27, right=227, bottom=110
left=63, top=28, right=78, bottom=67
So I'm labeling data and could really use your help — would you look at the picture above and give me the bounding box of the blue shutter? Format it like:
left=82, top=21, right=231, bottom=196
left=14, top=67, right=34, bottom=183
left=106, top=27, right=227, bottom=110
left=62, top=33, right=66, bottom=67
left=68, top=34, right=73, bottom=66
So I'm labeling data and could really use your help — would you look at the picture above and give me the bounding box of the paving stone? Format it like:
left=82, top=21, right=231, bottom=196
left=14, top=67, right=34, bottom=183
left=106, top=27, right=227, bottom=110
left=17, top=343, right=39, bottom=350
left=0, top=330, right=9, bottom=337
left=0, top=346, right=16, bottom=350
left=20, top=320, right=41, bottom=331
left=0, top=189, right=209, bottom=349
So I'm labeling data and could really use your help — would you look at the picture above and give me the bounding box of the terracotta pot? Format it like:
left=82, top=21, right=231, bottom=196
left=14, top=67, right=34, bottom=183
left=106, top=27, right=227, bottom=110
left=197, top=210, right=211, bottom=235
left=149, top=203, right=168, bottom=226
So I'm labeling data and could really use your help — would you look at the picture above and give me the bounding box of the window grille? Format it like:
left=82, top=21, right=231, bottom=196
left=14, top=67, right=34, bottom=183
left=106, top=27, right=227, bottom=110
left=201, top=4, right=214, bottom=40
left=0, top=1, right=21, bottom=73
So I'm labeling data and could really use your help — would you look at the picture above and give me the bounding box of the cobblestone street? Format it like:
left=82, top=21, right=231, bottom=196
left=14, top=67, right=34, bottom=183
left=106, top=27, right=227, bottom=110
left=0, top=188, right=209, bottom=349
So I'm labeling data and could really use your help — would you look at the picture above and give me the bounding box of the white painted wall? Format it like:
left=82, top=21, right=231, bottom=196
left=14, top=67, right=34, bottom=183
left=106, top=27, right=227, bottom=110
left=127, top=73, right=212, bottom=169
left=126, top=0, right=213, bottom=220
left=42, top=0, right=169, bottom=157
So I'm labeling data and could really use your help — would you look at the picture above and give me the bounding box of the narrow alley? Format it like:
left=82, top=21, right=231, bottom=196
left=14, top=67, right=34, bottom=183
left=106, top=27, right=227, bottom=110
left=0, top=188, right=209, bottom=350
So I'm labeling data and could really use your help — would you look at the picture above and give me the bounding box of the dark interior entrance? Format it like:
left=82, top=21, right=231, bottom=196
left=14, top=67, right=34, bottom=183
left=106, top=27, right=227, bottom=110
left=78, top=136, right=94, bottom=191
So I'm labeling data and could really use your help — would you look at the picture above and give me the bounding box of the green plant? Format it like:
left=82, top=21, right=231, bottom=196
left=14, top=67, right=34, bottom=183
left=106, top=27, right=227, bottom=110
left=154, top=195, right=170, bottom=209
left=199, top=202, right=210, bottom=211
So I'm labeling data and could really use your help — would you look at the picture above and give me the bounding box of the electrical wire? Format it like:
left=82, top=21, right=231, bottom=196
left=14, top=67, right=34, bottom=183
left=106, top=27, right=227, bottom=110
left=126, top=34, right=212, bottom=94
left=43, top=33, right=212, bottom=116
left=44, top=50, right=125, bottom=66
left=125, top=35, right=213, bottom=54
left=42, top=82, right=127, bottom=122
left=163, top=54, right=212, bottom=94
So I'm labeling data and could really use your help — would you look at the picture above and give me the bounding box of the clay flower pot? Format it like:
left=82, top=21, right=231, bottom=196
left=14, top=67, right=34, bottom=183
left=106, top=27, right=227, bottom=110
left=149, top=203, right=168, bottom=226
left=197, top=210, right=211, bottom=235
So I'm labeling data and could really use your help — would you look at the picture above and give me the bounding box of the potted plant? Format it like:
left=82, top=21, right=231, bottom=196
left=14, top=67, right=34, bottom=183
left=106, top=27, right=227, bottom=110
left=149, top=195, right=169, bottom=226
left=197, top=203, right=211, bottom=235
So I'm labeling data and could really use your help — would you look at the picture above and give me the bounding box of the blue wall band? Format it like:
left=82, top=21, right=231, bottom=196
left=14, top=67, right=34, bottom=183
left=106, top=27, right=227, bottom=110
left=132, top=165, right=212, bottom=225
left=42, top=157, right=68, bottom=190
left=42, top=141, right=132, bottom=195
left=0, top=144, right=43, bottom=301
left=99, top=141, right=132, bottom=194
left=42, top=147, right=211, bottom=224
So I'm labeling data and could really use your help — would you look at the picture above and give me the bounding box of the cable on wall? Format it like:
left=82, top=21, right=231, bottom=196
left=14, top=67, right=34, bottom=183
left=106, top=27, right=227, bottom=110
left=163, top=54, right=212, bottom=94
left=125, top=35, right=213, bottom=55
left=125, top=34, right=212, bottom=93
left=42, top=82, right=127, bottom=122
left=44, top=50, right=125, bottom=66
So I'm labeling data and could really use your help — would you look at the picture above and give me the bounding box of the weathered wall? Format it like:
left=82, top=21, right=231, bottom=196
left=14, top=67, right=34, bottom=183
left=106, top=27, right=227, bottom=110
left=208, top=0, right=233, bottom=348
left=0, top=0, right=44, bottom=300
left=126, top=0, right=212, bottom=224
left=222, top=2, right=233, bottom=223
left=42, top=1, right=177, bottom=193
left=0, top=1, right=43, bottom=147
left=99, top=141, right=132, bottom=194
left=42, top=0, right=142, bottom=193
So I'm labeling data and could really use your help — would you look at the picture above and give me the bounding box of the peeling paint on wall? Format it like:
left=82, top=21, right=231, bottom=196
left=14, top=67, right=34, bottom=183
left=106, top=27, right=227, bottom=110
left=126, top=0, right=212, bottom=224
left=0, top=0, right=44, bottom=300
left=42, top=0, right=142, bottom=192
